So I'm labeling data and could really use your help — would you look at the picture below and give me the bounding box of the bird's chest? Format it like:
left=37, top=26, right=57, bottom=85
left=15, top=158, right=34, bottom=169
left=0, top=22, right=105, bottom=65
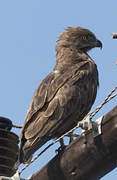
left=74, top=73, right=97, bottom=102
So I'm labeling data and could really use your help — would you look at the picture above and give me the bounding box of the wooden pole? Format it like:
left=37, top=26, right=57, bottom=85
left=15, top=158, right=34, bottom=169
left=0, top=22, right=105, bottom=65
left=29, top=106, right=117, bottom=180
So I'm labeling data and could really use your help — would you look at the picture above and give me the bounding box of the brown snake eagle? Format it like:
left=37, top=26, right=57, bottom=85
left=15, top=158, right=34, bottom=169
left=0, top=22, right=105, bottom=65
left=19, top=27, right=102, bottom=163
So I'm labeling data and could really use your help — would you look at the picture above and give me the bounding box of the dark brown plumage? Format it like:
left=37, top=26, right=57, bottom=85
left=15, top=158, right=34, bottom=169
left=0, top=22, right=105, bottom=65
left=19, top=27, right=102, bottom=163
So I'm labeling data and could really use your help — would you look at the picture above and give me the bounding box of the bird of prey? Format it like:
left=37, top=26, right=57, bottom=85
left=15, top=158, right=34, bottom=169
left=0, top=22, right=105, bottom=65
left=19, top=27, right=102, bottom=164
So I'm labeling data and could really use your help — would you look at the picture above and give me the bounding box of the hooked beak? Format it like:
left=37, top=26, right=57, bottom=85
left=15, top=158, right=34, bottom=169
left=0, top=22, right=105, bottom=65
left=95, top=39, right=102, bottom=49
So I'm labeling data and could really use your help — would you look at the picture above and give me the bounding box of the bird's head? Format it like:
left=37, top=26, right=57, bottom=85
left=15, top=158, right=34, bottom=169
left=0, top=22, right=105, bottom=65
left=56, top=27, right=102, bottom=52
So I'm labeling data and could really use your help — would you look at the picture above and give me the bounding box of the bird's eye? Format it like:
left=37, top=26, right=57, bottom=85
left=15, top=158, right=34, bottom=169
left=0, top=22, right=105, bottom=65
left=82, top=36, right=87, bottom=40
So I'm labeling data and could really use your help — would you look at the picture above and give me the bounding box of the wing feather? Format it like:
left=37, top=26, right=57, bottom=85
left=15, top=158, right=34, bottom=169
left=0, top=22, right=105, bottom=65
left=20, top=60, right=96, bottom=141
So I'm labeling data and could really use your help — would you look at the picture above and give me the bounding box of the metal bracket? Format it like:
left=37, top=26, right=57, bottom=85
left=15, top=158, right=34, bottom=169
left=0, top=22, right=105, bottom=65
left=92, top=116, right=103, bottom=137
left=79, top=115, right=103, bottom=137
left=79, top=115, right=93, bottom=131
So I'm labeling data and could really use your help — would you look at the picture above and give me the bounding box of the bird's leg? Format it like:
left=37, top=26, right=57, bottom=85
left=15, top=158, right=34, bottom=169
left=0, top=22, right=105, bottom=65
left=59, top=138, right=65, bottom=148
left=55, top=138, right=66, bottom=154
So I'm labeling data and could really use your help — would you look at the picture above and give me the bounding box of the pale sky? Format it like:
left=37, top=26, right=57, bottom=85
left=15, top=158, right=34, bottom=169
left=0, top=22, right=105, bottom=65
left=0, top=1, right=117, bottom=179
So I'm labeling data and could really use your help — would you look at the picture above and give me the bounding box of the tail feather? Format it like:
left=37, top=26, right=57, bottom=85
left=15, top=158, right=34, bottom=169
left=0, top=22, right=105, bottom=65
left=19, top=136, right=48, bottom=164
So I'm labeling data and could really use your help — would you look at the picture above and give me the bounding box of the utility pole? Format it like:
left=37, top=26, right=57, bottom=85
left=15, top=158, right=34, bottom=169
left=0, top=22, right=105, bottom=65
left=29, top=106, right=117, bottom=180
